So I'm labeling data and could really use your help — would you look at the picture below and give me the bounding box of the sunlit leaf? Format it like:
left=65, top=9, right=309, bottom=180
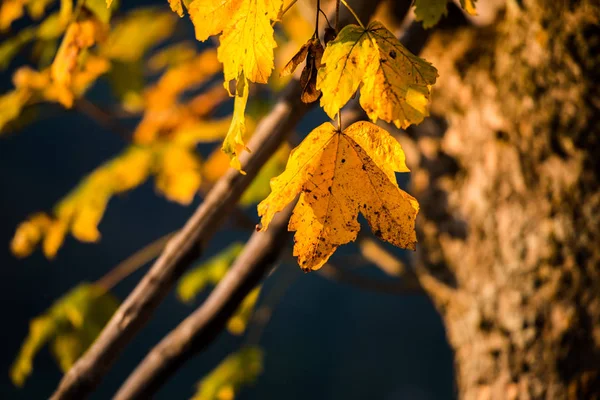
left=191, top=347, right=263, bottom=400
left=221, top=75, right=249, bottom=172
left=146, top=41, right=197, bottom=72
left=258, top=121, right=418, bottom=271
left=188, top=0, right=283, bottom=169
left=227, top=286, right=261, bottom=335
left=153, top=144, right=203, bottom=205
left=11, top=146, right=153, bottom=257
left=0, top=90, right=30, bottom=133
left=100, top=8, right=177, bottom=62
left=317, top=21, right=438, bottom=129
left=10, top=283, right=119, bottom=386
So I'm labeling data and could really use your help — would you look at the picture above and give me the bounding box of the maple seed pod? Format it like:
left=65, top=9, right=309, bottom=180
left=324, top=27, right=337, bottom=45
left=300, top=39, right=324, bottom=103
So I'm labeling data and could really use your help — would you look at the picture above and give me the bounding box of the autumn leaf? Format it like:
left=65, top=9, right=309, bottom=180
left=153, top=144, right=203, bottom=205
left=100, top=8, right=177, bottom=62
left=258, top=121, right=418, bottom=271
left=168, top=0, right=185, bottom=17
left=10, top=283, right=119, bottom=386
left=222, top=75, right=250, bottom=172
left=189, top=0, right=282, bottom=85
left=11, top=146, right=154, bottom=258
left=192, top=347, right=263, bottom=400
left=51, top=19, right=106, bottom=89
left=461, top=0, right=477, bottom=15
left=317, top=21, right=438, bottom=129
left=413, top=0, right=449, bottom=28
left=227, top=286, right=261, bottom=335
left=188, top=0, right=283, bottom=170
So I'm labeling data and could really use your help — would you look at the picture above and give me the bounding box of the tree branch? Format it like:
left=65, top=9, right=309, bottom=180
left=50, top=80, right=311, bottom=400
left=114, top=203, right=295, bottom=400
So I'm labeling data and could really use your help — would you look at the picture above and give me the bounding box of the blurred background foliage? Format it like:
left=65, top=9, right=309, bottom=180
left=0, top=0, right=454, bottom=398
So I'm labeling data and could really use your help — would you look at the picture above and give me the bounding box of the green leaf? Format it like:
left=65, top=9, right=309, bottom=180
left=176, top=242, right=245, bottom=303
left=10, top=283, right=119, bottom=386
left=227, top=286, right=261, bottom=335
left=192, top=347, right=263, bottom=400
left=413, top=0, right=449, bottom=28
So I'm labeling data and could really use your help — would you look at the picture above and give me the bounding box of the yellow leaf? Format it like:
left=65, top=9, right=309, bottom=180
left=10, top=284, right=119, bottom=386
left=11, top=146, right=153, bottom=258
left=317, top=21, right=438, bottom=129
left=413, top=0, right=448, bottom=29
left=146, top=41, right=197, bottom=72
left=10, top=212, right=52, bottom=258
left=258, top=121, right=418, bottom=271
left=51, top=19, right=106, bottom=89
left=188, top=0, right=282, bottom=169
left=154, top=144, right=203, bottom=204
left=221, top=76, right=249, bottom=172
left=0, top=89, right=30, bottom=132
left=177, top=242, right=245, bottom=303
left=460, top=0, right=477, bottom=15
left=0, top=0, right=26, bottom=31
left=189, top=0, right=281, bottom=84
left=192, top=347, right=263, bottom=400
left=169, top=0, right=185, bottom=17
left=227, top=286, right=261, bottom=335
left=100, top=8, right=177, bottom=62
left=171, top=117, right=232, bottom=146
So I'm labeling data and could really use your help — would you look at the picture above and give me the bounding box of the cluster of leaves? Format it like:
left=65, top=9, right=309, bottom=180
left=3, top=0, right=480, bottom=397
left=5, top=5, right=295, bottom=259
left=10, top=283, right=119, bottom=386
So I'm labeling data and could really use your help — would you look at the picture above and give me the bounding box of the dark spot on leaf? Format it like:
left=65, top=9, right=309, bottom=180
left=389, top=50, right=396, bottom=59
left=341, top=158, right=345, bottom=163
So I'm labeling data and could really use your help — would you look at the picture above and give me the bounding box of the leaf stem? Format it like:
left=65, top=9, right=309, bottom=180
left=339, top=0, right=365, bottom=30
left=335, top=0, right=340, bottom=31
left=272, top=0, right=298, bottom=27
left=337, top=112, right=343, bottom=131
left=314, top=0, right=320, bottom=38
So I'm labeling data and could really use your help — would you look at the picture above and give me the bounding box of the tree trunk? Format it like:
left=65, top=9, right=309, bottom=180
left=411, top=1, right=600, bottom=398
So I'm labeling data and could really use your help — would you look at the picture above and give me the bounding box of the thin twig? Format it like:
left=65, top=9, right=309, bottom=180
left=74, top=98, right=131, bottom=142
left=95, top=233, right=174, bottom=291
left=335, top=0, right=340, bottom=31
left=318, top=263, right=424, bottom=295
left=340, top=0, right=365, bottom=29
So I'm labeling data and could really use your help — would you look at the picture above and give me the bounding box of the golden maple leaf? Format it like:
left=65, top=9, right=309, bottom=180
left=317, top=21, right=438, bottom=129
left=188, top=0, right=283, bottom=170
left=258, top=121, right=419, bottom=271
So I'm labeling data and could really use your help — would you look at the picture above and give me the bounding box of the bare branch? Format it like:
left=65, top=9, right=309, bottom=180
left=114, top=203, right=295, bottom=400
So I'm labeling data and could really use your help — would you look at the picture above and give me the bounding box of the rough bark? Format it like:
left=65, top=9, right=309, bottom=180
left=411, top=1, right=600, bottom=399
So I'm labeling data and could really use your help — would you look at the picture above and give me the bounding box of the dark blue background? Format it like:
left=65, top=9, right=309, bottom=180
left=0, top=2, right=455, bottom=398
